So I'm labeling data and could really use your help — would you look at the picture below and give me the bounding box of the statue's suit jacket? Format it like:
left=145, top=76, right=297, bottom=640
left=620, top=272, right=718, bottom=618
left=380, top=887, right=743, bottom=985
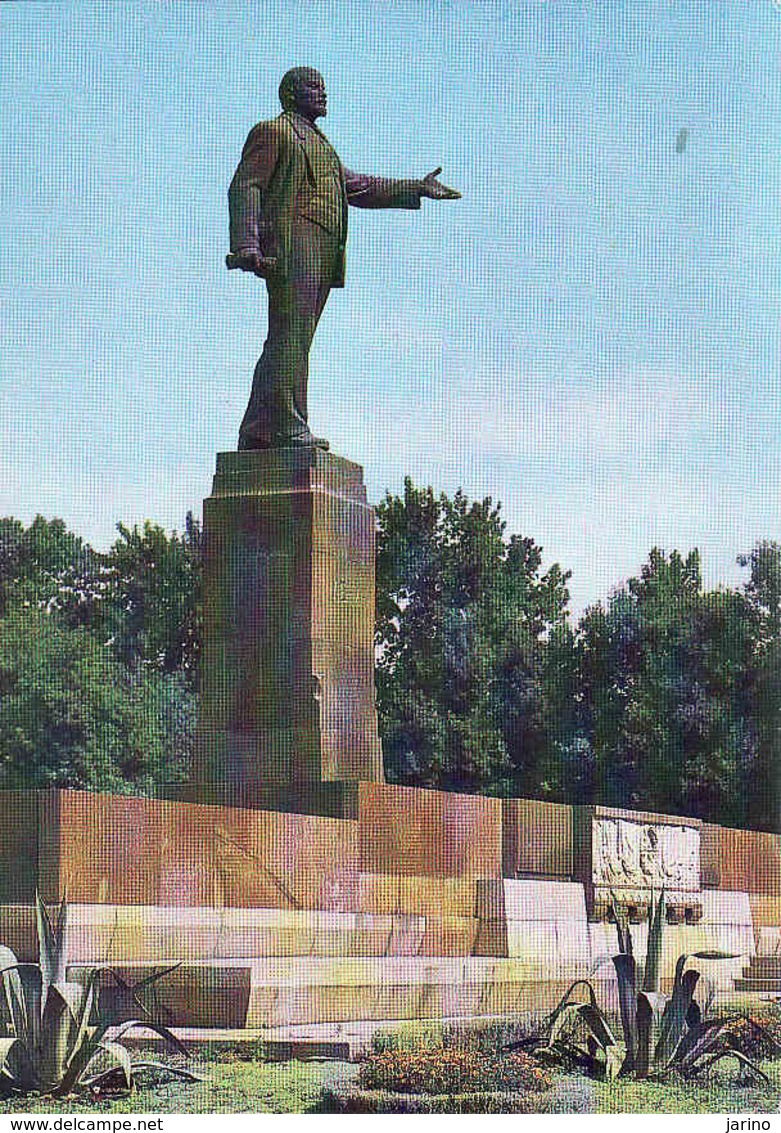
left=229, top=111, right=422, bottom=288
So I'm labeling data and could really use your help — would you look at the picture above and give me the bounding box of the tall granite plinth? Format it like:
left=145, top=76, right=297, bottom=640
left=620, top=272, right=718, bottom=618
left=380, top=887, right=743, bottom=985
left=193, top=449, right=383, bottom=793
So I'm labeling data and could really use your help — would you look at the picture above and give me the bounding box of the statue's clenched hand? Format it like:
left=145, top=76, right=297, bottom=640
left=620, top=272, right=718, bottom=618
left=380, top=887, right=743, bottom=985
left=419, top=167, right=461, bottom=201
left=226, top=251, right=278, bottom=278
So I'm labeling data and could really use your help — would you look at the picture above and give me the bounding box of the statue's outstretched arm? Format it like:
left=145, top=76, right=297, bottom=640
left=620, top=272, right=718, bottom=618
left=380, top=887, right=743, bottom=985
left=344, top=166, right=460, bottom=209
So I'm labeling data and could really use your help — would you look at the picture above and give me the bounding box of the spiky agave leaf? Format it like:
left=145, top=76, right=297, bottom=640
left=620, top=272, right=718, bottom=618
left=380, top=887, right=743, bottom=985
left=610, top=893, right=633, bottom=957
left=674, top=1018, right=732, bottom=1072
left=110, top=1018, right=190, bottom=1058
left=577, top=1003, right=617, bottom=1052
left=613, top=951, right=638, bottom=1071
left=604, top=1042, right=626, bottom=1081
left=0, top=1036, right=37, bottom=1094
left=82, top=1045, right=204, bottom=1094
left=55, top=972, right=103, bottom=1097
left=543, top=990, right=620, bottom=1078
left=546, top=978, right=599, bottom=1021
left=654, top=963, right=700, bottom=1071
left=37, top=985, right=79, bottom=1094
left=690, top=1048, right=770, bottom=1085
left=84, top=1058, right=203, bottom=1092
left=73, top=1037, right=133, bottom=1092
left=0, top=957, right=41, bottom=1055
left=635, top=990, right=667, bottom=1078
left=36, top=893, right=68, bottom=1000
left=99, top=962, right=183, bottom=1027
left=652, top=950, right=737, bottom=1073
left=642, top=891, right=666, bottom=995
left=0, top=945, right=19, bottom=980
left=114, top=1060, right=203, bottom=1083
left=547, top=1002, right=593, bottom=1051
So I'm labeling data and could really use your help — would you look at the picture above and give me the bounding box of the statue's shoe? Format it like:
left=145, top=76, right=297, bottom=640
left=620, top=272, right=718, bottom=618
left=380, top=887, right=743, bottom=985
left=237, top=433, right=330, bottom=452
left=279, top=433, right=330, bottom=451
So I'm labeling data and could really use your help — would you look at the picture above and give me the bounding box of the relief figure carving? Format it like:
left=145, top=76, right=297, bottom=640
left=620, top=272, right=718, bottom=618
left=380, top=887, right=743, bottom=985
left=593, top=818, right=699, bottom=891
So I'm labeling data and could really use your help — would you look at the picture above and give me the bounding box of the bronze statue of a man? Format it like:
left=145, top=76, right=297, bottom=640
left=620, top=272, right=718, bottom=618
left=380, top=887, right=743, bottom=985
left=227, top=67, right=460, bottom=451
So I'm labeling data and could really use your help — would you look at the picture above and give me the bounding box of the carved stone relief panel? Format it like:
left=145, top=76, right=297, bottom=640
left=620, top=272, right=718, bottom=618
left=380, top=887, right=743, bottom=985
left=592, top=817, right=700, bottom=892
left=584, top=811, right=703, bottom=922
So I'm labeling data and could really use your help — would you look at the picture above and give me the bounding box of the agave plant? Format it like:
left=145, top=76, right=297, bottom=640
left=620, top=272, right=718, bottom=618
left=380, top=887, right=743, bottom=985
left=0, top=894, right=200, bottom=1097
left=510, top=891, right=779, bottom=1084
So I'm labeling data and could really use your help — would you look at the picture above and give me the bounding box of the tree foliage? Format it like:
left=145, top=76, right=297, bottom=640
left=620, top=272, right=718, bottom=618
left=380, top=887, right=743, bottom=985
left=0, top=606, right=181, bottom=792
left=98, top=517, right=203, bottom=683
left=0, top=517, right=95, bottom=616
left=578, top=548, right=764, bottom=826
left=739, top=541, right=781, bottom=831
left=0, top=514, right=200, bottom=793
left=0, top=502, right=778, bottom=832
left=375, top=480, right=572, bottom=796
left=376, top=486, right=779, bottom=828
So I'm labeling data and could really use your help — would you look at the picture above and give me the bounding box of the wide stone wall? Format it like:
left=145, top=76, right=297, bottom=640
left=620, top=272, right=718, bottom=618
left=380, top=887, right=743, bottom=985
left=0, top=788, right=777, bottom=1029
left=702, top=823, right=781, bottom=896
left=502, top=798, right=573, bottom=879
left=2, top=788, right=778, bottom=912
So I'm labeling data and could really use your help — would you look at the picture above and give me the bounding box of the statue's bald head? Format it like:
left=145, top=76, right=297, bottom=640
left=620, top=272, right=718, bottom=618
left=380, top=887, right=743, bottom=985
left=279, top=67, right=327, bottom=120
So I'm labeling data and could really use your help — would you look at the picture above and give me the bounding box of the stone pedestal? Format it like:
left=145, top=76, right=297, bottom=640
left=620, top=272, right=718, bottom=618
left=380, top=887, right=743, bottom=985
left=192, top=449, right=383, bottom=793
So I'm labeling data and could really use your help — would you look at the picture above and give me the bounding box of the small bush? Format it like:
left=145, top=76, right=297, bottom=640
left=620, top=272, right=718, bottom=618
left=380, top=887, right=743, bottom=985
left=320, top=1087, right=552, bottom=1114
left=370, top=1022, right=443, bottom=1054
left=358, top=1047, right=551, bottom=1095
left=442, top=1016, right=543, bottom=1054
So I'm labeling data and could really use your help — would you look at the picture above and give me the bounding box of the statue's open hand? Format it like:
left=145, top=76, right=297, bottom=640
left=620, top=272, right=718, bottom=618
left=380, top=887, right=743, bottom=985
left=226, top=251, right=278, bottom=278
left=419, top=167, right=461, bottom=200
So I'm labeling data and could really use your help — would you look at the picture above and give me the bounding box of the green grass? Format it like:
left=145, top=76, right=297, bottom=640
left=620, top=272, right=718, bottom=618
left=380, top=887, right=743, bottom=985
left=0, top=1057, right=778, bottom=1114
left=591, top=1060, right=781, bottom=1115
left=0, top=1060, right=358, bottom=1115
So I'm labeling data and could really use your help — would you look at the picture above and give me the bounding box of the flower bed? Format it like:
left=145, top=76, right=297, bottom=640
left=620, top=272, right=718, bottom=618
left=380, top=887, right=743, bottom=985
left=720, top=1011, right=781, bottom=1061
left=358, top=1047, right=552, bottom=1095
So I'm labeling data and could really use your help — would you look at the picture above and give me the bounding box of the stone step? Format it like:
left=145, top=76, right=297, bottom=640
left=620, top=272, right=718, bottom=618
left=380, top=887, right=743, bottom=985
left=123, top=1026, right=350, bottom=1062
left=745, top=957, right=781, bottom=973
left=70, top=963, right=252, bottom=1029
left=122, top=1013, right=525, bottom=1062
left=733, top=978, right=781, bottom=993
left=69, top=956, right=594, bottom=1029
left=0, top=903, right=480, bottom=963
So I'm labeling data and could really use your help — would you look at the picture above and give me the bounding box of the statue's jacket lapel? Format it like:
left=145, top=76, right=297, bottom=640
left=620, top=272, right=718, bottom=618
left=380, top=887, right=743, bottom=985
left=228, top=111, right=349, bottom=288
left=228, top=109, right=420, bottom=289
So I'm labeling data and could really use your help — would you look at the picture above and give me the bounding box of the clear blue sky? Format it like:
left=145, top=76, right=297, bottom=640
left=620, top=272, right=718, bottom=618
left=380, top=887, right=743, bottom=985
left=1, top=0, right=779, bottom=614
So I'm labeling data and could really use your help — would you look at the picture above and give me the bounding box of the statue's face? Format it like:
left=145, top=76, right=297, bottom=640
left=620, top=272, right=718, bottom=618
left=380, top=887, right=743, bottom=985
left=292, top=69, right=327, bottom=121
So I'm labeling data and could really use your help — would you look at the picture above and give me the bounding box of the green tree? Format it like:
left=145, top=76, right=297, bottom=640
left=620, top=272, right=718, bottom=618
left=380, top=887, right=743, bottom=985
left=375, top=480, right=574, bottom=795
left=739, top=541, right=781, bottom=831
left=0, top=514, right=201, bottom=792
left=100, top=515, right=203, bottom=684
left=0, top=606, right=186, bottom=792
left=578, top=549, right=756, bottom=825
left=0, top=515, right=96, bottom=616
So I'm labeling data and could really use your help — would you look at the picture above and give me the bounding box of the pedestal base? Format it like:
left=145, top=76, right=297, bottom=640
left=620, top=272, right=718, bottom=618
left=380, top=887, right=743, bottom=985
left=193, top=448, right=383, bottom=793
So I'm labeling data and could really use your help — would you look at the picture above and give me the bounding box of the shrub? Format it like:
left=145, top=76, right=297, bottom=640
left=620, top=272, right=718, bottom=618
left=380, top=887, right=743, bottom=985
left=358, top=1047, right=551, bottom=1095
left=320, top=1087, right=552, bottom=1114
left=370, top=1022, right=443, bottom=1054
